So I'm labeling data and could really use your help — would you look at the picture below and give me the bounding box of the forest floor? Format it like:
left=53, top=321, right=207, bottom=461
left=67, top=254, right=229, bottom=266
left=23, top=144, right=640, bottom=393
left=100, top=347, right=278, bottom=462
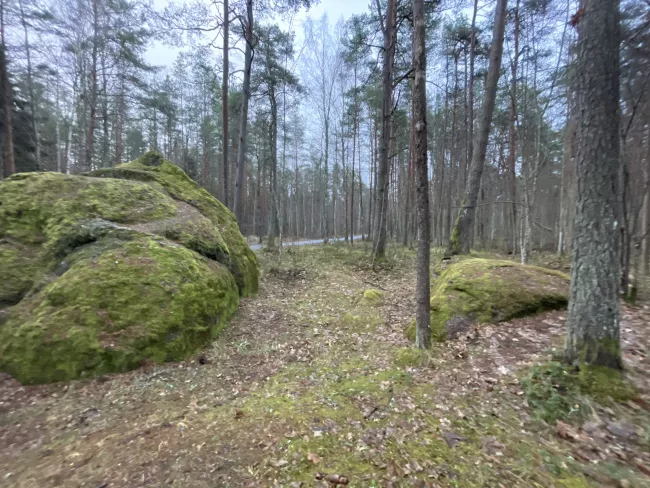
left=1, top=244, right=650, bottom=488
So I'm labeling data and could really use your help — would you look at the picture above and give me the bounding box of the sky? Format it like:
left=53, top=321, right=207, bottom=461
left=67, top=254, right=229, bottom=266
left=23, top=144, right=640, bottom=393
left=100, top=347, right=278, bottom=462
left=145, top=0, right=370, bottom=68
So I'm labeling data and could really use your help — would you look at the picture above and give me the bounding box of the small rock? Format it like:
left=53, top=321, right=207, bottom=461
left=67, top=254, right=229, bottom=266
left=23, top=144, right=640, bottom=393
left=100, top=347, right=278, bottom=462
left=606, top=421, right=637, bottom=440
left=582, top=421, right=602, bottom=434
left=442, top=431, right=467, bottom=448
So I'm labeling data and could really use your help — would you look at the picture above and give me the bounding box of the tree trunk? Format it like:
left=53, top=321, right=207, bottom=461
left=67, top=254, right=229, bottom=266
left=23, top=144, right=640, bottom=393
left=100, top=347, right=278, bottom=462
left=18, top=0, right=40, bottom=170
left=447, top=0, right=507, bottom=255
left=564, top=0, right=622, bottom=369
left=222, top=0, right=229, bottom=207
left=508, top=0, right=519, bottom=255
left=372, top=0, right=397, bottom=259
left=413, top=0, right=430, bottom=349
left=468, top=0, right=478, bottom=166
left=233, top=0, right=253, bottom=222
left=351, top=66, right=358, bottom=242
left=85, top=0, right=99, bottom=172
left=268, top=87, right=280, bottom=248
left=1, top=0, right=15, bottom=177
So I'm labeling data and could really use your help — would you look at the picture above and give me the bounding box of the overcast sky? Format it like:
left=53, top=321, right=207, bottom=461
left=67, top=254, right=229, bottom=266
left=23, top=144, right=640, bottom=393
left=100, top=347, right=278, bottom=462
left=145, top=0, right=371, bottom=68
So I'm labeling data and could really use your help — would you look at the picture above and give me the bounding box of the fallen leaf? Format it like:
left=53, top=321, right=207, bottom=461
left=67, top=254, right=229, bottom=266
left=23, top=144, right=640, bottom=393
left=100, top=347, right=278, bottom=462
left=307, top=452, right=322, bottom=464
left=556, top=420, right=578, bottom=441
left=634, top=458, right=650, bottom=476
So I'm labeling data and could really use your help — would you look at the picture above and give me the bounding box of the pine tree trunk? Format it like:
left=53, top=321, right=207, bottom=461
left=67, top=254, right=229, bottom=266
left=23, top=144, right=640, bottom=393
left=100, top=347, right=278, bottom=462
left=508, top=0, right=519, bottom=254
left=413, top=0, right=430, bottom=349
left=222, top=0, right=229, bottom=207
left=85, top=0, right=99, bottom=172
left=467, top=0, right=477, bottom=165
left=233, top=0, right=253, bottom=221
left=564, top=0, right=622, bottom=369
left=1, top=0, right=15, bottom=177
left=447, top=0, right=507, bottom=255
left=18, top=0, right=40, bottom=170
left=372, top=0, right=397, bottom=259
left=268, top=88, right=280, bottom=248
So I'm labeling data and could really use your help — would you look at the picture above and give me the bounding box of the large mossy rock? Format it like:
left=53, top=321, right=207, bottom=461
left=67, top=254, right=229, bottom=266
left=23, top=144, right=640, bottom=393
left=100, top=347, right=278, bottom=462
left=0, top=152, right=258, bottom=384
left=407, top=258, right=569, bottom=342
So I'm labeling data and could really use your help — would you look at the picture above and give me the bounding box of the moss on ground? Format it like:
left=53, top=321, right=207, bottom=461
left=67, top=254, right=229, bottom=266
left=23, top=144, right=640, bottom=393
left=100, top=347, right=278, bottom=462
left=0, top=237, right=239, bottom=384
left=361, top=288, right=384, bottom=305
left=90, top=151, right=258, bottom=295
left=419, top=258, right=569, bottom=341
left=200, top=353, right=602, bottom=487
left=521, top=361, right=638, bottom=423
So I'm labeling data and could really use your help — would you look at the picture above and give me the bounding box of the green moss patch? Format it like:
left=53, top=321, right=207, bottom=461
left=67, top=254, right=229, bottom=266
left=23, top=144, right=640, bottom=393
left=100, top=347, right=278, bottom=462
left=361, top=288, right=384, bottom=305
left=521, top=361, right=637, bottom=423
left=0, top=154, right=258, bottom=384
left=90, top=151, right=258, bottom=296
left=422, top=258, right=569, bottom=341
left=0, top=237, right=239, bottom=384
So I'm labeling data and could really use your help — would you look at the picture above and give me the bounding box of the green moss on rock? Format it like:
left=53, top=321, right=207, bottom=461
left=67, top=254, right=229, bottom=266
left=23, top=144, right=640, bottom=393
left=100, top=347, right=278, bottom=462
left=90, top=151, right=258, bottom=295
left=0, top=244, right=40, bottom=306
left=417, top=258, right=569, bottom=342
left=0, top=155, right=259, bottom=384
left=361, top=288, right=384, bottom=305
left=0, top=238, right=239, bottom=384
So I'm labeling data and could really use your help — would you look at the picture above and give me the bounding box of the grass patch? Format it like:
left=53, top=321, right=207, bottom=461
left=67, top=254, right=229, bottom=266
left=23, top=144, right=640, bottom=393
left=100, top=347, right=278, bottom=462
left=521, top=361, right=638, bottom=424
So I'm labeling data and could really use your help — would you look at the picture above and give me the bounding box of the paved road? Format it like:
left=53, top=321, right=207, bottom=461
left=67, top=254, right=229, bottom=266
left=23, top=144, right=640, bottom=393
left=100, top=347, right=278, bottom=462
left=249, top=235, right=364, bottom=251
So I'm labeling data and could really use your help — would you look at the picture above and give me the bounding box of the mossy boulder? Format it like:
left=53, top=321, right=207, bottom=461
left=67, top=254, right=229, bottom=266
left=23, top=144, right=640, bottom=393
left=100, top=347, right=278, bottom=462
left=90, top=151, right=258, bottom=295
left=361, top=288, right=384, bottom=305
left=407, top=258, right=569, bottom=342
left=0, top=152, right=257, bottom=384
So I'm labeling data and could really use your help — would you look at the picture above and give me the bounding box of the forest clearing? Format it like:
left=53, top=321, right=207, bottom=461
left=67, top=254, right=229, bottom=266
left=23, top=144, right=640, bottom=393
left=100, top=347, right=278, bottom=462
left=1, top=0, right=649, bottom=484
left=1, top=244, right=650, bottom=487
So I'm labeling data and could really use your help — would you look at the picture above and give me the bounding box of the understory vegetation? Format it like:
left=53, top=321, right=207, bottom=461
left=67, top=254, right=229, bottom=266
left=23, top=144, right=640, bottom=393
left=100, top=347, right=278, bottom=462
left=1, top=244, right=648, bottom=487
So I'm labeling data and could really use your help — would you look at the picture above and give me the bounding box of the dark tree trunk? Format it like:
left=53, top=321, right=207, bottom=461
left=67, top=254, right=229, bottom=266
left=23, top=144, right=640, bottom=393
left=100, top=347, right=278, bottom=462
left=0, top=22, right=14, bottom=177
left=413, top=0, right=430, bottom=349
left=564, top=0, right=622, bottom=369
left=507, top=0, right=519, bottom=253
left=468, top=0, right=478, bottom=165
left=85, top=0, right=99, bottom=172
left=372, top=0, right=397, bottom=259
left=447, top=0, right=507, bottom=255
left=222, top=0, right=229, bottom=208
left=268, top=87, right=280, bottom=248
left=233, top=0, right=253, bottom=222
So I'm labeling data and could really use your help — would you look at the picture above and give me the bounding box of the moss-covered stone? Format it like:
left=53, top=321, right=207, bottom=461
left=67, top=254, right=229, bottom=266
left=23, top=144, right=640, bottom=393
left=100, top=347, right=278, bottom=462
left=90, top=151, right=258, bottom=295
left=0, top=153, right=258, bottom=384
left=415, top=258, right=569, bottom=341
left=361, top=288, right=384, bottom=305
left=0, top=237, right=239, bottom=384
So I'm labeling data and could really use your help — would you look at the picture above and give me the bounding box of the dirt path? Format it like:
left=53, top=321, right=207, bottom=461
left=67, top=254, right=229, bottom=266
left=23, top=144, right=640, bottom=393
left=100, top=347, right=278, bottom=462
left=1, top=245, right=649, bottom=487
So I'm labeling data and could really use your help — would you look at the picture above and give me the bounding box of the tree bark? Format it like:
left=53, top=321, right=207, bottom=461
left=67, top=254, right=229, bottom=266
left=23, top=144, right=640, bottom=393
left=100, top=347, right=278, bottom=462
left=508, top=0, right=519, bottom=254
left=564, top=0, right=622, bottom=369
left=1, top=0, right=14, bottom=177
left=85, top=0, right=100, bottom=172
left=468, top=0, right=478, bottom=166
left=447, top=0, right=508, bottom=255
left=372, top=0, right=397, bottom=259
left=233, top=0, right=253, bottom=222
left=413, top=0, right=430, bottom=349
left=222, top=0, right=229, bottom=207
left=18, top=0, right=40, bottom=170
